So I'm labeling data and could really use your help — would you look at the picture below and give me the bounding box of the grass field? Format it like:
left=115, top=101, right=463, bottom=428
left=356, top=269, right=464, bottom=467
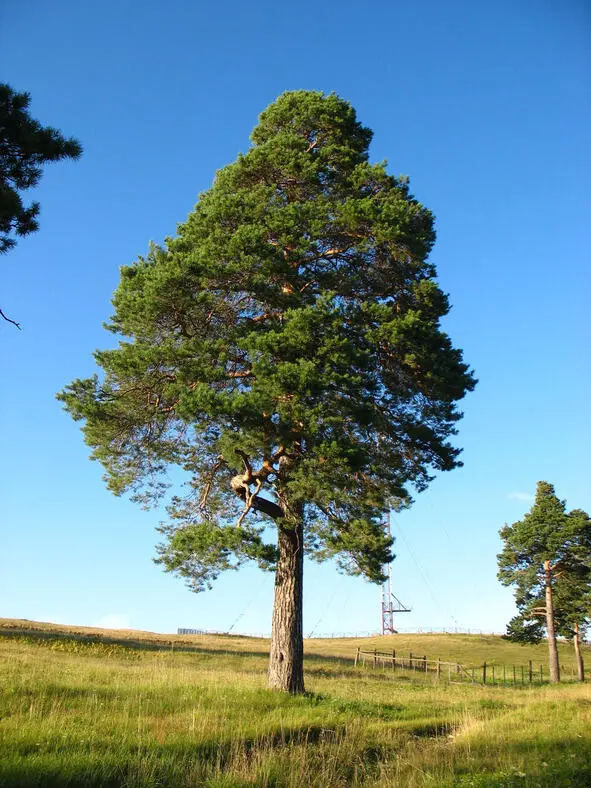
left=1, top=618, right=590, bottom=787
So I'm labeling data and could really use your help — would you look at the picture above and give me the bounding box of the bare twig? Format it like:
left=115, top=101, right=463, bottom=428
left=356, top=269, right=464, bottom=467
left=236, top=478, right=262, bottom=528
left=235, top=450, right=253, bottom=479
left=323, top=247, right=348, bottom=257
left=226, top=370, right=254, bottom=379
left=0, top=308, right=21, bottom=329
left=248, top=311, right=283, bottom=323
left=199, top=455, right=225, bottom=511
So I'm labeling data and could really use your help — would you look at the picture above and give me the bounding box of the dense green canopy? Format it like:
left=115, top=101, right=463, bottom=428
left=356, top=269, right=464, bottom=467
left=59, top=90, right=475, bottom=595
left=498, top=484, right=591, bottom=604
left=498, top=481, right=591, bottom=681
left=502, top=502, right=591, bottom=642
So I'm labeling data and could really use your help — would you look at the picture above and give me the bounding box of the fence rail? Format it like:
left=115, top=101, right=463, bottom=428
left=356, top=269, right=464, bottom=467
left=354, top=648, right=550, bottom=685
left=177, top=628, right=512, bottom=639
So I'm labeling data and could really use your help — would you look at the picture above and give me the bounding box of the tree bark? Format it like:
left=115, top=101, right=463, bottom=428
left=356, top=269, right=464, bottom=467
left=573, top=622, right=585, bottom=682
left=267, top=494, right=305, bottom=693
left=544, top=559, right=560, bottom=683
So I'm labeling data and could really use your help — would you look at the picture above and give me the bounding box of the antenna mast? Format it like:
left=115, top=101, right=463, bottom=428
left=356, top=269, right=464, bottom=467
left=381, top=511, right=411, bottom=634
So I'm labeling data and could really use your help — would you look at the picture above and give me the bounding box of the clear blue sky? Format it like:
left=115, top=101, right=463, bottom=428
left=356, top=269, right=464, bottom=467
left=1, top=0, right=589, bottom=637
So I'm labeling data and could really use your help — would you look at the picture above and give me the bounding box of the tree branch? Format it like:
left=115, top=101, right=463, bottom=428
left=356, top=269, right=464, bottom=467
left=235, top=450, right=253, bottom=479
left=226, top=370, right=254, bottom=379
left=236, top=478, right=263, bottom=528
left=247, top=311, right=283, bottom=324
left=199, top=455, right=225, bottom=511
left=230, top=472, right=283, bottom=520
left=0, top=308, right=21, bottom=329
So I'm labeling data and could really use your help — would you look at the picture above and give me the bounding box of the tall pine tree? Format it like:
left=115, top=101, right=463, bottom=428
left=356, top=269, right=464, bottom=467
left=498, top=482, right=591, bottom=683
left=59, top=91, right=475, bottom=692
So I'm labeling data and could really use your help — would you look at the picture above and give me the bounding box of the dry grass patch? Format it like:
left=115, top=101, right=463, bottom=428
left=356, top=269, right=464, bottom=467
left=1, top=620, right=590, bottom=786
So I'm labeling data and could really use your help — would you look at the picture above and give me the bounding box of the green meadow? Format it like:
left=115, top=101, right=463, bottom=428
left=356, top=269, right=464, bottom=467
left=1, top=619, right=590, bottom=787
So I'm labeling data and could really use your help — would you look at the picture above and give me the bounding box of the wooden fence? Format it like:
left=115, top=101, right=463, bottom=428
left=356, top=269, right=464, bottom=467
left=354, top=648, right=551, bottom=685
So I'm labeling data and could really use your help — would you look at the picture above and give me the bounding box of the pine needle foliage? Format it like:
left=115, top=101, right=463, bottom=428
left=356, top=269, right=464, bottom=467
left=498, top=482, right=591, bottom=681
left=58, top=91, right=475, bottom=689
left=0, top=83, right=82, bottom=254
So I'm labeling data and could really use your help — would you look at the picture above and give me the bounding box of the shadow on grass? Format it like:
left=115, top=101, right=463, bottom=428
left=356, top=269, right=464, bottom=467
left=0, top=628, right=269, bottom=662
left=0, top=725, right=355, bottom=788
left=0, top=627, right=360, bottom=672
left=5, top=733, right=590, bottom=788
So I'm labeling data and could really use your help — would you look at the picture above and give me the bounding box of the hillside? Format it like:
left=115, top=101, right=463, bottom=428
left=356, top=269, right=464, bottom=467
left=1, top=618, right=590, bottom=786
left=1, top=617, right=586, bottom=676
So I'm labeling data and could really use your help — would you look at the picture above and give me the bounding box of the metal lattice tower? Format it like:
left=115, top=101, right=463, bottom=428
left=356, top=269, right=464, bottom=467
left=381, top=511, right=411, bottom=634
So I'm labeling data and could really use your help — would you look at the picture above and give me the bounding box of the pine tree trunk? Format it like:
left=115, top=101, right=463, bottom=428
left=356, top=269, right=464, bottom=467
left=573, top=622, right=585, bottom=682
left=267, top=496, right=304, bottom=693
left=544, top=559, right=560, bottom=683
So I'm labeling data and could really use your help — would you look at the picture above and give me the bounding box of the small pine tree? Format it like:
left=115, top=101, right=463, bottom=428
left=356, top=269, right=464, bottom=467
left=504, top=615, right=544, bottom=644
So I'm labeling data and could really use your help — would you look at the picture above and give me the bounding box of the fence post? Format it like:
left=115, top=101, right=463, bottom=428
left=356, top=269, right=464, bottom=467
left=424, top=655, right=427, bottom=673
left=528, top=660, right=533, bottom=683
left=483, top=661, right=487, bottom=684
left=392, top=649, right=396, bottom=669
left=437, top=658, right=441, bottom=680
left=373, top=649, right=377, bottom=669
left=409, top=651, right=413, bottom=671
left=354, top=647, right=360, bottom=667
